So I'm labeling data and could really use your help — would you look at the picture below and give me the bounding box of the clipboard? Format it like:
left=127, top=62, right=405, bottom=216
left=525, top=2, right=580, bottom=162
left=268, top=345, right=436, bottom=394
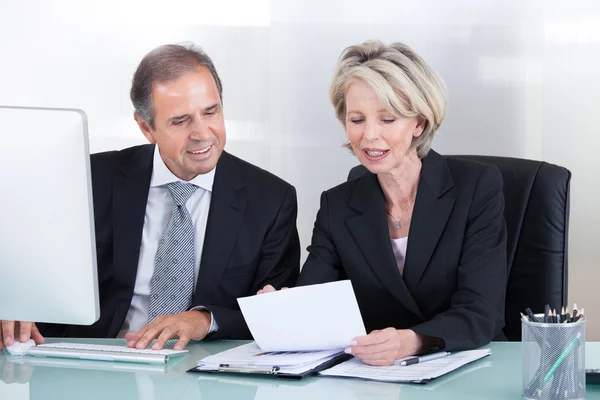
left=187, top=353, right=352, bottom=380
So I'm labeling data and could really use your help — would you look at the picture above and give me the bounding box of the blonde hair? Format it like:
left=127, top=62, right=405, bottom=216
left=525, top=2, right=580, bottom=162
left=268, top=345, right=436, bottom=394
left=330, top=41, right=448, bottom=158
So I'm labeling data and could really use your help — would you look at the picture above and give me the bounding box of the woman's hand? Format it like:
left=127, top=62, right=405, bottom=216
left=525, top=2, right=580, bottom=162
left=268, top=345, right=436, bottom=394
left=345, top=328, right=426, bottom=366
left=256, top=285, right=288, bottom=295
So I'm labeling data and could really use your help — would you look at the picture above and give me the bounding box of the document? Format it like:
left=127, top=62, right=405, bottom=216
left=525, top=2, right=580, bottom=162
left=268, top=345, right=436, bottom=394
left=319, top=349, right=491, bottom=383
left=194, top=342, right=346, bottom=376
left=198, top=342, right=342, bottom=368
left=237, top=280, right=367, bottom=351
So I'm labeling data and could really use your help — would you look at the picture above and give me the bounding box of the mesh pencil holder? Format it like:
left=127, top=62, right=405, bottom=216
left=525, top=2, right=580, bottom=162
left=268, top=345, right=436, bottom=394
left=522, top=318, right=586, bottom=400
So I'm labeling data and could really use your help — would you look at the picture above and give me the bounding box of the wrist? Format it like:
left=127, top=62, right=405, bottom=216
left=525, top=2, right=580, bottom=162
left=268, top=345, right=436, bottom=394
left=190, top=310, right=212, bottom=338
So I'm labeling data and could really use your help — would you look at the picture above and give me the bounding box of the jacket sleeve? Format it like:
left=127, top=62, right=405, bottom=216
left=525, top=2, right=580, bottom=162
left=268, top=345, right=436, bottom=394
left=297, top=191, right=347, bottom=286
left=203, top=185, right=301, bottom=340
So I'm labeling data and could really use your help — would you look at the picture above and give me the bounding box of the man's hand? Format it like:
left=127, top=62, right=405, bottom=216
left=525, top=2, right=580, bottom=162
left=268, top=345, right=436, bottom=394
left=124, top=310, right=212, bottom=351
left=345, top=328, right=425, bottom=366
left=0, top=321, right=45, bottom=350
left=256, top=284, right=288, bottom=295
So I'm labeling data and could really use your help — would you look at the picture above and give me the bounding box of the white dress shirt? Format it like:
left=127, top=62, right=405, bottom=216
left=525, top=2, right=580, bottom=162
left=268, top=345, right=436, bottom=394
left=118, top=146, right=216, bottom=337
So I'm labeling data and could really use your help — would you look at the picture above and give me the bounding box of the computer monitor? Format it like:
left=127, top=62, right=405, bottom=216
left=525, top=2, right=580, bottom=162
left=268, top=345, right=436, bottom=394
left=0, top=106, right=100, bottom=325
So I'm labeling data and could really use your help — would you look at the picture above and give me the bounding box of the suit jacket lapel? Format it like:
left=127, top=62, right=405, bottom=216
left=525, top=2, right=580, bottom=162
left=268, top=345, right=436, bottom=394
left=345, top=173, right=425, bottom=320
left=109, top=144, right=154, bottom=335
left=403, top=150, right=455, bottom=293
left=194, top=151, right=247, bottom=302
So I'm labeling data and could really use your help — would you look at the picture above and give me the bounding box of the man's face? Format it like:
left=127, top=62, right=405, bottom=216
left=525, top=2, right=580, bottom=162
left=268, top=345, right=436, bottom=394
left=136, top=67, right=226, bottom=180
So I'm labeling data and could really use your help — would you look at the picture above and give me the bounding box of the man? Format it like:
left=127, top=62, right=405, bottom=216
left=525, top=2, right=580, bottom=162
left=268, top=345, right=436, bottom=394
left=0, top=44, right=300, bottom=350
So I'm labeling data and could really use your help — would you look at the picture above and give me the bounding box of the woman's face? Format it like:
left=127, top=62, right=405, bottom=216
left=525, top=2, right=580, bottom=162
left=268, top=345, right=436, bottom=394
left=345, top=80, right=423, bottom=175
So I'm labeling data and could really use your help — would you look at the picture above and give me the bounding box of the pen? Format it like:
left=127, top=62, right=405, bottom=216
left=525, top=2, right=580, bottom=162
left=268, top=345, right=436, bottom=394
left=397, top=351, right=450, bottom=366
left=576, top=308, right=585, bottom=322
left=525, top=308, right=538, bottom=323
left=543, top=332, right=582, bottom=385
left=218, top=364, right=280, bottom=374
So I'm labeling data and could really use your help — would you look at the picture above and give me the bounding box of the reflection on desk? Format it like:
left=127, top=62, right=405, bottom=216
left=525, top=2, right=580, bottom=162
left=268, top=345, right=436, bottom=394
left=194, top=374, right=402, bottom=400
left=192, top=359, right=494, bottom=399
left=0, top=338, right=214, bottom=400
left=7, top=355, right=175, bottom=373
left=3, top=340, right=600, bottom=400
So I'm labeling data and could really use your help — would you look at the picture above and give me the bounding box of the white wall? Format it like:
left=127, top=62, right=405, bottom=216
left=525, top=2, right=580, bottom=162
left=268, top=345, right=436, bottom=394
left=1, top=0, right=599, bottom=336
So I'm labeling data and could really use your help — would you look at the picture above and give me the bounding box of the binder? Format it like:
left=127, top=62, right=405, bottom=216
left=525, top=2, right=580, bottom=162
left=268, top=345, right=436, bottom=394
left=187, top=342, right=351, bottom=380
left=187, top=353, right=351, bottom=380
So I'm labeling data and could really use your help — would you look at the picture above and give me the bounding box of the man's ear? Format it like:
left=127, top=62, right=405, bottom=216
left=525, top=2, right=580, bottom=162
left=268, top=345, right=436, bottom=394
left=134, top=113, right=157, bottom=144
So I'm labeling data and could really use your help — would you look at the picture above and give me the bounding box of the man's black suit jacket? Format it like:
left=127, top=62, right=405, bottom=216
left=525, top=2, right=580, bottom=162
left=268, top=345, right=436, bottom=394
left=297, top=150, right=508, bottom=351
left=40, top=144, right=300, bottom=340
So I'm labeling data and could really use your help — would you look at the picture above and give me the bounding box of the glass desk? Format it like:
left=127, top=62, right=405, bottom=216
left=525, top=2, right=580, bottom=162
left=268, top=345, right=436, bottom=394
left=2, top=339, right=600, bottom=399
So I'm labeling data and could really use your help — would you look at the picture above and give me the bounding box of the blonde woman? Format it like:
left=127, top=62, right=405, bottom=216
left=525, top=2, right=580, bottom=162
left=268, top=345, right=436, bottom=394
left=261, top=41, right=508, bottom=366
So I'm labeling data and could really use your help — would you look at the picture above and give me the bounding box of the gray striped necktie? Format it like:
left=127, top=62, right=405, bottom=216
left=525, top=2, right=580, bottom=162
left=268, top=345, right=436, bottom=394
left=148, top=181, right=198, bottom=323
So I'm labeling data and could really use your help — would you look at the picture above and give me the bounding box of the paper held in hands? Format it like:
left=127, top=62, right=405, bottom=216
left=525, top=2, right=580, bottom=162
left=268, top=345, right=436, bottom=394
left=237, top=280, right=367, bottom=352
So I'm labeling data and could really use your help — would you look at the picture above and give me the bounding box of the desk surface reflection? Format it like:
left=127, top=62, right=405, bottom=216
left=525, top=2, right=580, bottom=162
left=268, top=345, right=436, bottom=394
left=3, top=339, right=600, bottom=399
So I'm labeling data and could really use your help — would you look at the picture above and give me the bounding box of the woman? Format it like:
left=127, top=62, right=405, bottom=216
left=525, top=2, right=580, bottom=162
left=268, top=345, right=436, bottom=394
left=262, top=41, right=508, bottom=366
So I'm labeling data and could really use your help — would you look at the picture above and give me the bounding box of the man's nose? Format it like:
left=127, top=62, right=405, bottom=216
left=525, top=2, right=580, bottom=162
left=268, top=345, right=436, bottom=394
left=189, top=117, right=211, bottom=141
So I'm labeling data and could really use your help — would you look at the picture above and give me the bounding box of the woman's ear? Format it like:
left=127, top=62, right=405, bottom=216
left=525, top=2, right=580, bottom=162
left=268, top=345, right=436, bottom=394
left=413, top=117, right=427, bottom=138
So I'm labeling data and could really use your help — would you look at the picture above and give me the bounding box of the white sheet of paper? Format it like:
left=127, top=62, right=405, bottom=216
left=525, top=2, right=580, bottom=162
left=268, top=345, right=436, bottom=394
left=319, top=349, right=491, bottom=383
left=197, top=342, right=341, bottom=368
left=237, top=280, right=366, bottom=351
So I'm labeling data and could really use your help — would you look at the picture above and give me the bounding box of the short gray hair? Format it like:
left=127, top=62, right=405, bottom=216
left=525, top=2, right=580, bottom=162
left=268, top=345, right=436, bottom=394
left=330, top=41, right=447, bottom=158
left=130, top=43, right=223, bottom=129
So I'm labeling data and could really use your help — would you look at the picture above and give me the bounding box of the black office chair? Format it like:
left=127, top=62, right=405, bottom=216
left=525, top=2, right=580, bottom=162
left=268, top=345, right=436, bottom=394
left=348, top=155, right=571, bottom=341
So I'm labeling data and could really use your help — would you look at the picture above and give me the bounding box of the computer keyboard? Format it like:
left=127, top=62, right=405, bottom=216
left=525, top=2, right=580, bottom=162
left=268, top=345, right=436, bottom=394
left=27, top=342, right=189, bottom=365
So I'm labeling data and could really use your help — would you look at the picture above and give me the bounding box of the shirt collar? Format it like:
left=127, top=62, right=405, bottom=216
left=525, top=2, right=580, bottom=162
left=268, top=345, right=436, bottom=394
left=150, top=145, right=215, bottom=192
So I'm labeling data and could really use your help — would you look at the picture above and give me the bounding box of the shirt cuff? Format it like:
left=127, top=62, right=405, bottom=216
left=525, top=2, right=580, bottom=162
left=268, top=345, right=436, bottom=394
left=190, top=306, right=219, bottom=334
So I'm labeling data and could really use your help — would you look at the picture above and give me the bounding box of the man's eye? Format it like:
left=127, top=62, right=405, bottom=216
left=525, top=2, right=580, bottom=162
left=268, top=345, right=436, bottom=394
left=172, top=120, right=185, bottom=126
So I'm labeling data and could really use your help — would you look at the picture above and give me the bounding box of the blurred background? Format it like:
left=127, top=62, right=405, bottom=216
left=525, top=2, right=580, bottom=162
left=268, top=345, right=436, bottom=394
left=0, top=0, right=598, bottom=342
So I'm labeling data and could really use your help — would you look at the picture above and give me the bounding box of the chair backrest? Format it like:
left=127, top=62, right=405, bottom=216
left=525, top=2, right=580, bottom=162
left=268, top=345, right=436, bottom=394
left=348, top=155, right=571, bottom=341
